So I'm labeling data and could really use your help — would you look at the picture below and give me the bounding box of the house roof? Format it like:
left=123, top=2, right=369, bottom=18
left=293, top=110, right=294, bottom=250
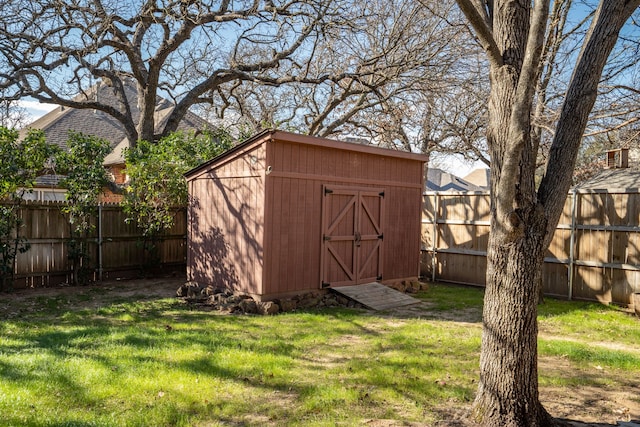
left=576, top=167, right=640, bottom=192
left=425, top=168, right=483, bottom=192
left=21, top=81, right=211, bottom=165
left=185, top=129, right=429, bottom=180
left=463, top=168, right=490, bottom=189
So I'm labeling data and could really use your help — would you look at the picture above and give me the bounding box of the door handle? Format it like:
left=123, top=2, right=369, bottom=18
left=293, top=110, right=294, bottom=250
left=354, top=231, right=361, bottom=247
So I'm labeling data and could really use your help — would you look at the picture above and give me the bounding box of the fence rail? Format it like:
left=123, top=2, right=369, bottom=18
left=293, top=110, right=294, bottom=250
left=3, top=201, right=186, bottom=289
left=421, top=190, right=640, bottom=306
left=7, top=193, right=640, bottom=305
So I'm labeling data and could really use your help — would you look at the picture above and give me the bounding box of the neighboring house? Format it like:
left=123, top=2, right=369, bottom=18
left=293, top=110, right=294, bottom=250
left=19, top=80, right=212, bottom=202
left=426, top=168, right=483, bottom=192
left=463, top=168, right=490, bottom=190
left=577, top=167, right=640, bottom=192
left=576, top=148, right=640, bottom=192
left=26, top=174, right=67, bottom=202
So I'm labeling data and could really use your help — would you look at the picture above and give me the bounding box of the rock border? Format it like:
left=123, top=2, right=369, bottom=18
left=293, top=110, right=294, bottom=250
left=176, top=282, right=365, bottom=314
left=176, top=281, right=427, bottom=315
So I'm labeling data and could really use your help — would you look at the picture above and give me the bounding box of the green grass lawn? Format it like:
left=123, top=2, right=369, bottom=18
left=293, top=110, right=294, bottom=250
left=0, top=282, right=638, bottom=426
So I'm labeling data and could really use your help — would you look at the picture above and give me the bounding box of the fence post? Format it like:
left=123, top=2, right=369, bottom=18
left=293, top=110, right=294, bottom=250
left=568, top=189, right=578, bottom=300
left=98, top=203, right=103, bottom=281
left=431, top=192, right=439, bottom=283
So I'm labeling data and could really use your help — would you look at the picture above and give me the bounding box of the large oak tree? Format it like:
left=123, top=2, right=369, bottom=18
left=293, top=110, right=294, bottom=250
left=455, top=0, right=639, bottom=425
left=0, top=0, right=353, bottom=144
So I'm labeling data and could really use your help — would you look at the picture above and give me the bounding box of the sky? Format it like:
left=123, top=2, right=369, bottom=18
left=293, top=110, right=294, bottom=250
left=19, top=99, right=58, bottom=123
left=432, top=156, right=487, bottom=178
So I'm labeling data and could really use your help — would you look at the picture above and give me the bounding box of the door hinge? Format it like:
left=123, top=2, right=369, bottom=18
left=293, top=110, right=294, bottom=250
left=379, top=191, right=385, bottom=197
left=321, top=282, right=331, bottom=288
left=378, top=233, right=383, bottom=240
left=377, top=275, right=382, bottom=281
left=324, top=188, right=333, bottom=195
left=323, top=235, right=331, bottom=241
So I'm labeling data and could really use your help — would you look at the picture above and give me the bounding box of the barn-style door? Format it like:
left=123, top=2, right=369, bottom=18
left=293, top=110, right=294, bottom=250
left=321, top=185, right=384, bottom=287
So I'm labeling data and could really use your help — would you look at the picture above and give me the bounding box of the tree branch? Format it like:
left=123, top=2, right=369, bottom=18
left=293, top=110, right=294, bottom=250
left=455, top=0, right=502, bottom=66
left=538, top=0, right=640, bottom=243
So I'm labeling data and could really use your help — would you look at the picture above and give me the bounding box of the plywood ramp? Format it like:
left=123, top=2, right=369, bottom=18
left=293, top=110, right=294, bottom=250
left=331, top=282, right=420, bottom=311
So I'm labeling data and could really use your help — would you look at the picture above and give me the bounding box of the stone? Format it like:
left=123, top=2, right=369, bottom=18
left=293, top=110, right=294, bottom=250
left=218, top=303, right=234, bottom=314
left=176, top=281, right=200, bottom=297
left=258, top=301, right=280, bottom=315
left=297, top=293, right=322, bottom=308
left=239, top=299, right=258, bottom=314
left=187, top=284, right=203, bottom=298
left=180, top=284, right=377, bottom=315
left=336, top=295, right=349, bottom=305
left=227, top=295, right=244, bottom=305
left=387, top=282, right=405, bottom=292
left=324, top=299, right=339, bottom=307
left=201, top=285, right=221, bottom=296
left=212, top=293, right=226, bottom=303
left=407, top=281, right=421, bottom=294
left=278, top=299, right=298, bottom=312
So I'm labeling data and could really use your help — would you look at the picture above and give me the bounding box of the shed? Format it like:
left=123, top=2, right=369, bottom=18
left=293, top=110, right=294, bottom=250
left=185, top=130, right=428, bottom=300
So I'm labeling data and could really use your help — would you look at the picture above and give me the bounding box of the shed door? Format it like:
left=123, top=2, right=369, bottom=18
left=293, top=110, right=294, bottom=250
left=321, top=185, right=384, bottom=287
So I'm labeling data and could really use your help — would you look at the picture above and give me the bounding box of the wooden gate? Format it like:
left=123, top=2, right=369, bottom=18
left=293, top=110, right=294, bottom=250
left=321, top=185, right=384, bottom=287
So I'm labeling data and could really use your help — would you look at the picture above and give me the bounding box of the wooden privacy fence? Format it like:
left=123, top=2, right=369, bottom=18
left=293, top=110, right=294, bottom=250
left=421, top=190, right=640, bottom=306
left=5, top=201, right=186, bottom=288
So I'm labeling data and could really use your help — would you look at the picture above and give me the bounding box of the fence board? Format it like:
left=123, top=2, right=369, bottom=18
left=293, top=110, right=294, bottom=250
left=422, top=191, right=640, bottom=306
left=3, top=201, right=186, bottom=288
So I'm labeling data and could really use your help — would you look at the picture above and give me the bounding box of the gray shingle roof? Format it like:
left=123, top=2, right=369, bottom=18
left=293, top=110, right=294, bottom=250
left=34, top=174, right=65, bottom=187
left=576, top=167, right=640, bottom=192
left=21, top=81, right=212, bottom=165
left=426, top=168, right=483, bottom=192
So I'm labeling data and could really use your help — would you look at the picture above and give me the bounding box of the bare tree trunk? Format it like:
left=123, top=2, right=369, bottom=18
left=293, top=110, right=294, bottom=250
left=136, top=81, right=157, bottom=144
left=473, top=217, right=553, bottom=426
left=472, top=50, right=554, bottom=427
left=457, top=0, right=640, bottom=425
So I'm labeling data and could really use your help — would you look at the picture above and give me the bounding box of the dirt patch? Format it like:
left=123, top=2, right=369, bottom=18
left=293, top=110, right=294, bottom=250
left=378, top=300, right=482, bottom=324
left=2, top=276, right=181, bottom=301
left=543, top=384, right=638, bottom=425
left=0, top=277, right=184, bottom=316
left=538, top=355, right=640, bottom=425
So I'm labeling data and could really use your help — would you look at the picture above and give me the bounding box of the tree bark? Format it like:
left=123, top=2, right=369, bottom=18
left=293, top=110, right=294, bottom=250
left=457, top=0, right=640, bottom=425
left=472, top=43, right=554, bottom=427
left=473, top=211, right=553, bottom=427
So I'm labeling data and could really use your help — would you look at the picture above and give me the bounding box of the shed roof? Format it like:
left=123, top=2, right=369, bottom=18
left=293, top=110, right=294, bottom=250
left=185, top=129, right=428, bottom=180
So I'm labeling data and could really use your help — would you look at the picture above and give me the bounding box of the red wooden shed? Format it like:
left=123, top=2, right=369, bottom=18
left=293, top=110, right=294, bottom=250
left=185, top=130, right=427, bottom=300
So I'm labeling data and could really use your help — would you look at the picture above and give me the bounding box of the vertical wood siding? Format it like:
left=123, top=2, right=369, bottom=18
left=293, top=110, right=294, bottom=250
left=187, top=143, right=265, bottom=295
left=262, top=138, right=424, bottom=296
left=186, top=131, right=426, bottom=299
